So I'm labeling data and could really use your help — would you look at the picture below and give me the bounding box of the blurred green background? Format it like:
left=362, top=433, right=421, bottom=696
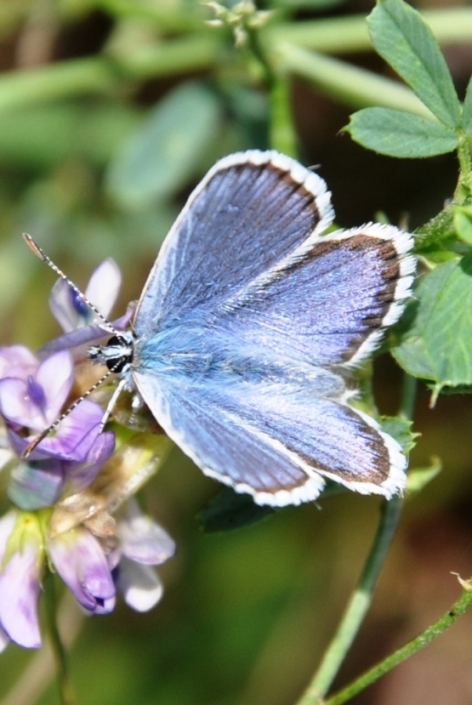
left=1, top=1, right=472, bottom=704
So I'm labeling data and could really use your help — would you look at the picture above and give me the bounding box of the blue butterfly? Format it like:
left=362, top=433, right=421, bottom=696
left=93, top=150, right=415, bottom=507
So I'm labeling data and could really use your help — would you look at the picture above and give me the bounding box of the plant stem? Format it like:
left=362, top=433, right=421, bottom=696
left=455, top=134, right=472, bottom=204
left=44, top=572, right=73, bottom=705
left=0, top=35, right=221, bottom=114
left=275, top=44, right=432, bottom=117
left=296, top=368, right=415, bottom=705
left=268, top=73, right=297, bottom=157
left=399, top=373, right=417, bottom=422
left=246, top=28, right=297, bottom=156
left=295, top=496, right=403, bottom=705
left=267, top=8, right=472, bottom=54
left=325, top=581, right=472, bottom=705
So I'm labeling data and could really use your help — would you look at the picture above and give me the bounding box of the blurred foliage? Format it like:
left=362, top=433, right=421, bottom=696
left=1, top=1, right=472, bottom=705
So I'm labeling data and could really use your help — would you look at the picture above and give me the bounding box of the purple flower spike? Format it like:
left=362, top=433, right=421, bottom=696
left=0, top=349, right=73, bottom=432
left=49, top=259, right=121, bottom=333
left=48, top=527, right=116, bottom=614
left=0, top=512, right=42, bottom=649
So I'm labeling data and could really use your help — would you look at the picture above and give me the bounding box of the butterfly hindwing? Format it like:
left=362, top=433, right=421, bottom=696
left=213, top=224, right=414, bottom=368
left=132, top=366, right=406, bottom=506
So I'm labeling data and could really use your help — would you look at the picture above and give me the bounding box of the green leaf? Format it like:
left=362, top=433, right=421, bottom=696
left=347, top=107, right=458, bottom=157
left=393, top=254, right=472, bottom=395
left=406, top=457, right=442, bottom=495
left=453, top=206, right=472, bottom=246
left=379, top=416, right=417, bottom=454
left=106, top=81, right=221, bottom=207
left=197, top=488, right=275, bottom=533
left=368, top=0, right=461, bottom=128
left=462, top=75, right=472, bottom=135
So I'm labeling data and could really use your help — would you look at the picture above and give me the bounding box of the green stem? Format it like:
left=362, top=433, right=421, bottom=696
left=0, top=35, right=221, bottom=114
left=276, top=44, right=432, bottom=117
left=267, top=8, right=472, bottom=54
left=246, top=28, right=297, bottom=156
left=96, top=0, right=202, bottom=32
left=399, top=373, right=417, bottom=422
left=268, top=73, right=297, bottom=157
left=455, top=134, right=472, bottom=204
left=44, top=572, right=74, bottom=705
left=296, top=367, right=415, bottom=705
left=295, top=496, right=403, bottom=705
left=325, top=582, right=472, bottom=705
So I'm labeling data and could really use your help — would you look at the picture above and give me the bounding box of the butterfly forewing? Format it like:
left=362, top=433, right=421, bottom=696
left=133, top=151, right=333, bottom=336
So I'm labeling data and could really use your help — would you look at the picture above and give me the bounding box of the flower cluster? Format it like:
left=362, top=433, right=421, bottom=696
left=0, top=261, right=175, bottom=650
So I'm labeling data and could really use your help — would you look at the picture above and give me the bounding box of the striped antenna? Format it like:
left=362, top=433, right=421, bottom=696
left=21, top=234, right=130, bottom=457
left=21, top=368, right=114, bottom=458
left=23, top=233, right=120, bottom=336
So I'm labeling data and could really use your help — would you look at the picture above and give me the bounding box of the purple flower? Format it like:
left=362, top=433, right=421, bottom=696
left=0, top=511, right=42, bottom=649
left=114, top=499, right=175, bottom=612
left=0, top=259, right=176, bottom=649
left=48, top=526, right=116, bottom=614
left=0, top=343, right=114, bottom=510
left=0, top=348, right=73, bottom=432
left=49, top=259, right=121, bottom=333
left=41, top=256, right=126, bottom=360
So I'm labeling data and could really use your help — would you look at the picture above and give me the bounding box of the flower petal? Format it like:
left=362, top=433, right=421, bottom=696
left=48, top=527, right=115, bottom=614
left=35, top=350, right=74, bottom=424
left=0, top=511, right=17, bottom=562
left=116, top=557, right=163, bottom=612
left=49, top=279, right=82, bottom=333
left=49, top=260, right=121, bottom=334
left=0, top=345, right=37, bottom=380
left=8, top=461, right=63, bottom=510
left=67, top=431, right=115, bottom=492
left=37, top=401, right=104, bottom=462
left=0, top=350, right=73, bottom=432
left=0, top=378, right=43, bottom=430
left=85, top=259, right=121, bottom=320
left=0, top=544, right=41, bottom=648
left=118, top=499, right=175, bottom=566
left=0, top=624, right=10, bottom=652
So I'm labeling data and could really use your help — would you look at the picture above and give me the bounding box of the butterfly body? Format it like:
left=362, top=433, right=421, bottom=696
left=96, top=150, right=415, bottom=507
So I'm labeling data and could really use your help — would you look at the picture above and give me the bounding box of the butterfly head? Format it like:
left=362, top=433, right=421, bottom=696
left=88, top=332, right=135, bottom=375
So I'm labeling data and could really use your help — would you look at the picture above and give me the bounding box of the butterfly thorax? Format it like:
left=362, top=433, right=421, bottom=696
left=133, top=323, right=345, bottom=398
